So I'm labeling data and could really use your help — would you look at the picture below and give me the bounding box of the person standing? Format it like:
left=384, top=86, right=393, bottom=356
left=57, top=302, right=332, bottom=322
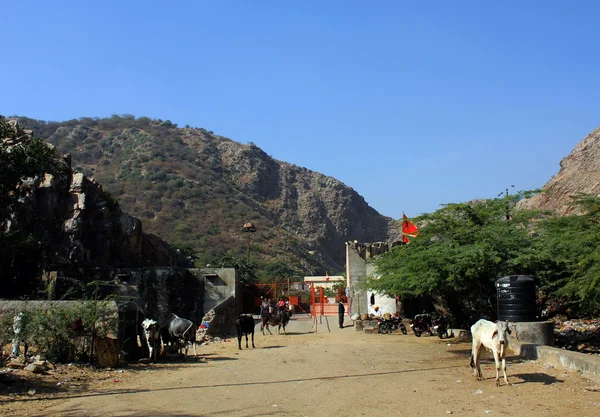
left=338, top=300, right=345, bottom=329
left=260, top=297, right=269, bottom=317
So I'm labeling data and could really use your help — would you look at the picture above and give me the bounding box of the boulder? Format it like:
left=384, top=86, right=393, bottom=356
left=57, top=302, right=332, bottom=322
left=24, top=363, right=46, bottom=374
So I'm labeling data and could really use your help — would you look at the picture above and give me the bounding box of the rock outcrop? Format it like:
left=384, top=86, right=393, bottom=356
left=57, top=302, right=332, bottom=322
left=1, top=119, right=188, bottom=273
left=518, top=127, right=600, bottom=215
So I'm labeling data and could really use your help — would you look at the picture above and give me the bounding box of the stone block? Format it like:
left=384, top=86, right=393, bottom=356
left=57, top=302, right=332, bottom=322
left=449, top=329, right=471, bottom=342
left=70, top=173, right=84, bottom=192
left=354, top=319, right=379, bottom=332
left=7, top=361, right=25, bottom=369
left=95, top=337, right=119, bottom=368
left=24, top=363, right=46, bottom=374
left=363, top=327, right=379, bottom=334
left=40, top=174, right=54, bottom=189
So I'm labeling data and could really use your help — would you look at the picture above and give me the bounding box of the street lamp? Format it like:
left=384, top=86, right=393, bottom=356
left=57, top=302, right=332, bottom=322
left=242, top=222, right=257, bottom=262
left=497, top=185, right=515, bottom=221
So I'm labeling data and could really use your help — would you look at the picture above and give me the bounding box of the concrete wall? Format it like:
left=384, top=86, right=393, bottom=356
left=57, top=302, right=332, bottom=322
left=453, top=327, right=600, bottom=382
left=510, top=337, right=600, bottom=383
left=346, top=242, right=396, bottom=317
left=346, top=242, right=368, bottom=316
left=191, top=268, right=239, bottom=315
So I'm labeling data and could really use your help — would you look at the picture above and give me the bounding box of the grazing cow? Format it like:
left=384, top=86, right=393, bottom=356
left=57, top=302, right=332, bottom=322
left=165, top=314, right=197, bottom=357
left=235, top=315, right=256, bottom=350
left=141, top=318, right=162, bottom=361
left=261, top=311, right=291, bottom=335
left=470, top=319, right=511, bottom=386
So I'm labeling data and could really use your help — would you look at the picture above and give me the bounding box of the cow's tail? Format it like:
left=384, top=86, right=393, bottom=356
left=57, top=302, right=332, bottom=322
left=183, top=322, right=194, bottom=341
left=470, top=355, right=475, bottom=369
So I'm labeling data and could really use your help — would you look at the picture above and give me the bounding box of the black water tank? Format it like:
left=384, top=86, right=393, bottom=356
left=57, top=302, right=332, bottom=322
left=496, top=275, right=536, bottom=322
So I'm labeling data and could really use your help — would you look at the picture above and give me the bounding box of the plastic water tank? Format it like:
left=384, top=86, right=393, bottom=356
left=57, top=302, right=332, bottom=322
left=496, top=275, right=536, bottom=322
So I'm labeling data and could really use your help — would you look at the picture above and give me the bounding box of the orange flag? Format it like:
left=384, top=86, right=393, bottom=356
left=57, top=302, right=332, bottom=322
left=402, top=213, right=418, bottom=242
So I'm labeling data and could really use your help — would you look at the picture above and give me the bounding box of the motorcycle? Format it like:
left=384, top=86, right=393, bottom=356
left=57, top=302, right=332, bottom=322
left=409, top=313, right=434, bottom=337
left=378, top=316, right=408, bottom=335
left=432, top=317, right=449, bottom=339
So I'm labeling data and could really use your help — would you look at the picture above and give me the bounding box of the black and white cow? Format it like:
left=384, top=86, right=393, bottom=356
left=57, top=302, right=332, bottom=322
left=165, top=314, right=197, bottom=357
left=141, top=318, right=162, bottom=361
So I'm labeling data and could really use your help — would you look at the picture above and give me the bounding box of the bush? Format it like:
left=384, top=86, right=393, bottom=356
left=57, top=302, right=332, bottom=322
left=7, top=301, right=117, bottom=363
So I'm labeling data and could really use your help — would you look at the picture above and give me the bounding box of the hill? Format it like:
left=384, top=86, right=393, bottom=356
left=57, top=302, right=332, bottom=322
left=17, top=115, right=402, bottom=277
left=518, top=126, right=600, bottom=215
left=1, top=117, right=190, bottom=298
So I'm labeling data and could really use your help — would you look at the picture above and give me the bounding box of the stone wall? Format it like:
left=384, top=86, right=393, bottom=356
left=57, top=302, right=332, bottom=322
left=46, top=267, right=238, bottom=326
left=9, top=267, right=239, bottom=360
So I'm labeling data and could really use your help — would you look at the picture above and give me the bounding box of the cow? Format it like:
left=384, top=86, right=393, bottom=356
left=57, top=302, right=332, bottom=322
left=164, top=314, right=198, bottom=357
left=235, top=315, right=256, bottom=350
left=141, top=318, right=162, bottom=361
left=261, top=311, right=291, bottom=335
left=470, top=319, right=511, bottom=386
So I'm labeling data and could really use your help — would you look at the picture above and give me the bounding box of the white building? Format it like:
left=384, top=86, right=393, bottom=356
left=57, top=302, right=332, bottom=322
left=303, top=275, right=345, bottom=290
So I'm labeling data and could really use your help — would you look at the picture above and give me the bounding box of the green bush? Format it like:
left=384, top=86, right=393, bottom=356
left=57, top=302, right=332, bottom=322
left=12, top=301, right=117, bottom=363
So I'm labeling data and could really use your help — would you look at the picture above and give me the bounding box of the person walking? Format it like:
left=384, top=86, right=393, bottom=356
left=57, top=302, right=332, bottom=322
left=338, top=299, right=345, bottom=329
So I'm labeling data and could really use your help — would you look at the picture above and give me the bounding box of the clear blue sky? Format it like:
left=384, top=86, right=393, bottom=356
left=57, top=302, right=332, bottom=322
left=2, top=1, right=599, bottom=219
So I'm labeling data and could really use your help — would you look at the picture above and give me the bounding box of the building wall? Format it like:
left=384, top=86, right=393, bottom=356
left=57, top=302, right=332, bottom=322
left=304, top=275, right=345, bottom=290
left=346, top=242, right=368, bottom=316
left=190, top=268, right=240, bottom=315
left=346, top=241, right=397, bottom=317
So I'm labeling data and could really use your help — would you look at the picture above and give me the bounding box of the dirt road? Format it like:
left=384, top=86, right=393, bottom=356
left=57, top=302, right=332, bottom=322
left=3, top=316, right=600, bottom=417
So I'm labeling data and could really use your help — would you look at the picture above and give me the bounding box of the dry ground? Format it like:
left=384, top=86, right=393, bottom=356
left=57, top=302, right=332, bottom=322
left=1, top=316, right=599, bottom=417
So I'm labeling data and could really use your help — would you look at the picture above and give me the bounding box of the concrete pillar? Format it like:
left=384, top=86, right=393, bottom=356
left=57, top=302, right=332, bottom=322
left=346, top=243, right=368, bottom=317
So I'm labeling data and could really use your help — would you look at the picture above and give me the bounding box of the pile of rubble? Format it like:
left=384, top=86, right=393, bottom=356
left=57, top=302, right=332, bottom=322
left=553, top=318, right=600, bottom=354
left=4, top=355, right=53, bottom=374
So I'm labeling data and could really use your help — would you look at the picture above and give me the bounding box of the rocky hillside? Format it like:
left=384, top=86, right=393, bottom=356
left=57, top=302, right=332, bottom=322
left=518, top=126, right=600, bottom=215
left=17, top=116, right=402, bottom=274
left=0, top=118, right=188, bottom=298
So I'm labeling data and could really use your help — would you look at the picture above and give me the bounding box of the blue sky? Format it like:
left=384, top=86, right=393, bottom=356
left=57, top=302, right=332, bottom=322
left=2, top=1, right=599, bottom=219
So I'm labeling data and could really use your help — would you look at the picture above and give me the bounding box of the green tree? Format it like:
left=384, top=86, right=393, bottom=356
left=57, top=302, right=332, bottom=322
left=370, top=194, right=540, bottom=325
left=527, top=195, right=600, bottom=315
left=258, top=261, right=299, bottom=283
left=210, top=254, right=258, bottom=285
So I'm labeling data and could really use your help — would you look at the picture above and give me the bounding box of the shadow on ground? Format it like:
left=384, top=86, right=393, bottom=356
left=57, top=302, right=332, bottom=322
left=511, top=373, right=564, bottom=385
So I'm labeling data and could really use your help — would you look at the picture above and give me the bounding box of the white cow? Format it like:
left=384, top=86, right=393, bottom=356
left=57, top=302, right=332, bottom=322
left=470, top=319, right=511, bottom=386
left=141, top=318, right=162, bottom=361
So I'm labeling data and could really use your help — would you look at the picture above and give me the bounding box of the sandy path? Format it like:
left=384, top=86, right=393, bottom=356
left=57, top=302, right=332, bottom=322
left=4, top=316, right=600, bottom=417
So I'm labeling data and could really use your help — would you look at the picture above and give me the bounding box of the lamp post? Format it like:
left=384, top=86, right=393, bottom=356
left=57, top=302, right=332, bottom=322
left=242, top=222, right=257, bottom=263
left=498, top=185, right=515, bottom=221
